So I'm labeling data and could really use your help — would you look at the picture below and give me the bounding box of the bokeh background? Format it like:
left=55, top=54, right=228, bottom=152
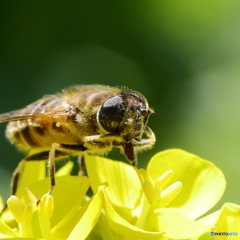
left=1, top=1, right=240, bottom=213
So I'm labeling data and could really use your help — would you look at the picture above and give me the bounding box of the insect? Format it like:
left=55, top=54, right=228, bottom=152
left=0, top=85, right=155, bottom=197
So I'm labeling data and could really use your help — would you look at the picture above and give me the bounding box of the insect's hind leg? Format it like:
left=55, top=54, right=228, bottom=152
left=8, top=143, right=86, bottom=204
left=46, top=143, right=88, bottom=195
left=78, top=154, right=85, bottom=176
left=11, top=159, right=26, bottom=195
left=0, top=159, right=26, bottom=216
left=1, top=144, right=85, bottom=215
left=12, top=147, right=70, bottom=197
left=24, top=143, right=87, bottom=197
left=11, top=150, right=56, bottom=195
left=1, top=154, right=47, bottom=216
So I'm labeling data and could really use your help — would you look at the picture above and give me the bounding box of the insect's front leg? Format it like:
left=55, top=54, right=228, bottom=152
left=82, top=133, right=119, bottom=147
left=83, top=134, right=138, bottom=165
left=133, top=126, right=156, bottom=150
left=82, top=133, right=118, bottom=154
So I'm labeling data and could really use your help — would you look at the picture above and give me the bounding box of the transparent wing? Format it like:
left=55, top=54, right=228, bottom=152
left=0, top=110, right=69, bottom=123
left=0, top=95, right=70, bottom=123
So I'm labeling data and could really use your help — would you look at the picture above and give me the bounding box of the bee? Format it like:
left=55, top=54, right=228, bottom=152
left=0, top=85, right=155, bottom=197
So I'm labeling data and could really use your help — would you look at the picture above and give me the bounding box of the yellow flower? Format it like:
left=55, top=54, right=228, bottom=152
left=213, top=202, right=240, bottom=238
left=85, top=149, right=226, bottom=239
left=0, top=149, right=234, bottom=240
left=0, top=161, right=103, bottom=239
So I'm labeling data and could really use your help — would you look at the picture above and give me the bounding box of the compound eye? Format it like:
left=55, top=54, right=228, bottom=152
left=98, top=95, right=127, bottom=132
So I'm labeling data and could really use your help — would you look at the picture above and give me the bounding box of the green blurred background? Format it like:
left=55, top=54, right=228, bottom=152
left=1, top=1, right=240, bottom=213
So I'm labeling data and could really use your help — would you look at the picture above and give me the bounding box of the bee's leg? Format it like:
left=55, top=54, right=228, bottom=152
left=11, top=149, right=64, bottom=195
left=53, top=144, right=88, bottom=177
left=78, top=154, right=85, bottom=176
left=12, top=144, right=87, bottom=199
left=0, top=159, right=28, bottom=216
left=126, top=127, right=155, bottom=167
left=123, top=142, right=137, bottom=166
left=46, top=143, right=88, bottom=195
left=132, top=126, right=156, bottom=151
left=0, top=155, right=46, bottom=215
left=11, top=159, right=26, bottom=195
left=47, top=144, right=57, bottom=195
left=1, top=145, right=85, bottom=215
left=0, top=161, right=24, bottom=216
left=83, top=134, right=138, bottom=165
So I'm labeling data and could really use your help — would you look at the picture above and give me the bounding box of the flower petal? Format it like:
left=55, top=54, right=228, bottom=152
left=16, top=161, right=46, bottom=197
left=55, top=161, right=74, bottom=176
left=0, top=238, right=37, bottom=240
left=85, top=155, right=142, bottom=210
left=0, top=220, right=17, bottom=238
left=147, top=149, right=226, bottom=219
left=197, top=210, right=220, bottom=224
left=153, top=208, right=214, bottom=239
left=98, top=214, right=119, bottom=240
left=28, top=175, right=89, bottom=228
left=215, top=202, right=240, bottom=232
left=103, top=191, right=163, bottom=239
left=66, top=185, right=106, bottom=240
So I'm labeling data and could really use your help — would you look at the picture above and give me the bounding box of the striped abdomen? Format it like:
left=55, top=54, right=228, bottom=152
left=6, top=96, right=77, bottom=152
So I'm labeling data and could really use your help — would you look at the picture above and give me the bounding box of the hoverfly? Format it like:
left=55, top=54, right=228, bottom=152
left=0, top=85, right=155, bottom=197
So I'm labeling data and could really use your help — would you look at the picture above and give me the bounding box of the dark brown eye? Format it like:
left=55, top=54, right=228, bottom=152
left=98, top=95, right=127, bottom=132
left=141, top=109, right=148, bottom=117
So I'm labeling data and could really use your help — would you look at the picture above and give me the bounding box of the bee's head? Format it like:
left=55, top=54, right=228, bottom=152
left=97, top=92, right=153, bottom=142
